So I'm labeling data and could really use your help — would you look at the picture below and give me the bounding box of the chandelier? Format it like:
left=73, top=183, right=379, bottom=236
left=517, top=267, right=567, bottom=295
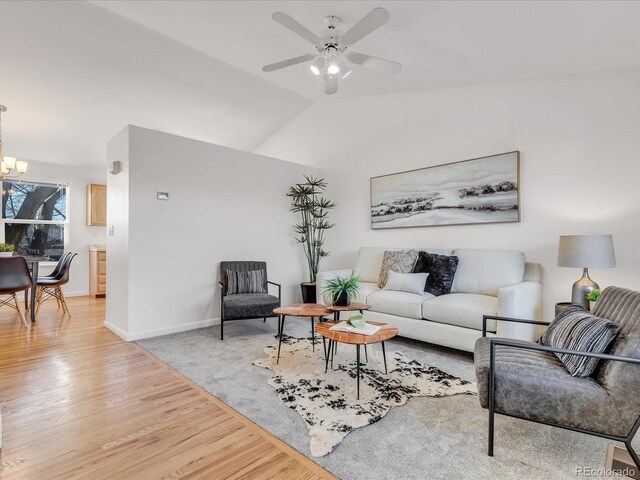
left=0, top=106, right=28, bottom=180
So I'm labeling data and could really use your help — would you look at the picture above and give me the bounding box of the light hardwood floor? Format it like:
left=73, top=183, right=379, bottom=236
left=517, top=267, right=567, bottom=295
left=0, top=296, right=335, bottom=480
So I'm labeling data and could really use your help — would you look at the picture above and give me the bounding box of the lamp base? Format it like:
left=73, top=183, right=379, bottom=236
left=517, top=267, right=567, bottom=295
left=571, top=268, right=599, bottom=310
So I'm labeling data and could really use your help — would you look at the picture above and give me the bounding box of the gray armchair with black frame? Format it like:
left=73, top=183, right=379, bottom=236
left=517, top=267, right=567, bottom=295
left=218, top=261, right=281, bottom=340
left=474, top=286, right=640, bottom=470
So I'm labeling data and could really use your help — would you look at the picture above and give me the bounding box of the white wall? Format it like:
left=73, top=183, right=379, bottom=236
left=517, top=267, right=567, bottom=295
left=256, top=70, right=640, bottom=320
left=105, top=128, right=130, bottom=335
left=5, top=159, right=106, bottom=295
left=106, top=126, right=319, bottom=340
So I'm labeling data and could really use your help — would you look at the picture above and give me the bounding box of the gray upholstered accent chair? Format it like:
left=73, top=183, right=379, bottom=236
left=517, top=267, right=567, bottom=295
left=474, top=286, right=640, bottom=468
left=218, top=261, right=281, bottom=340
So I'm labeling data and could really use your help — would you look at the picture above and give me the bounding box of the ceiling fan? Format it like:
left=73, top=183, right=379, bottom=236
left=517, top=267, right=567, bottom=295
left=262, top=7, right=401, bottom=95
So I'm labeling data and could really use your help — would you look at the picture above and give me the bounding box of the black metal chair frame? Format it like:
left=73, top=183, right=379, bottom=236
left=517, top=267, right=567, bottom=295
left=218, top=280, right=281, bottom=340
left=482, top=314, right=640, bottom=470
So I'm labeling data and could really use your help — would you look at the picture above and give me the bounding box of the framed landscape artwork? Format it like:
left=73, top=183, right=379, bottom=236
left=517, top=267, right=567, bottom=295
left=370, top=151, right=520, bottom=229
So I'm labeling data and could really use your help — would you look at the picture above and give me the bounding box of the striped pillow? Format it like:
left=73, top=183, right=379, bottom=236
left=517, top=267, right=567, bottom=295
left=225, top=269, right=266, bottom=295
left=541, top=305, right=620, bottom=377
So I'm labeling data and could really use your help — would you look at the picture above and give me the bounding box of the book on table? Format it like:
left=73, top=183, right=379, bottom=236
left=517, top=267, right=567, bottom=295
left=329, top=321, right=381, bottom=336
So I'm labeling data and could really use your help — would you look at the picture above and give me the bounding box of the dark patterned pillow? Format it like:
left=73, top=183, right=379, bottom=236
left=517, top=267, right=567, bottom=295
left=541, top=305, right=620, bottom=377
left=225, top=269, right=266, bottom=295
left=377, top=250, right=419, bottom=288
left=412, top=252, right=459, bottom=296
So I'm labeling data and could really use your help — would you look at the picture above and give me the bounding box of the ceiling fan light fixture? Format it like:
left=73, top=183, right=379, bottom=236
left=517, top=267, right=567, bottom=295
left=338, top=61, right=352, bottom=79
left=327, top=62, right=340, bottom=75
left=310, top=56, right=325, bottom=75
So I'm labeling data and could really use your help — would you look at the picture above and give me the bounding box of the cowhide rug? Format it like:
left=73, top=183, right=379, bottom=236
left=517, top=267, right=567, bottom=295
left=253, top=335, right=477, bottom=457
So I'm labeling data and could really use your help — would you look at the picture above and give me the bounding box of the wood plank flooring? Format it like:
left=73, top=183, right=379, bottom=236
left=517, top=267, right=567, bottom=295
left=0, top=296, right=335, bottom=480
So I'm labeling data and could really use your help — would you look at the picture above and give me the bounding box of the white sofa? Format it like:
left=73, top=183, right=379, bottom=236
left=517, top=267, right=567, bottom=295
left=316, top=247, right=542, bottom=353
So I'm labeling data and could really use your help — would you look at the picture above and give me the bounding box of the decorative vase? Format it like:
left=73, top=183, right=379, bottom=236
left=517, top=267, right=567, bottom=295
left=333, top=291, right=350, bottom=307
left=0, top=252, right=13, bottom=257
left=301, top=282, right=317, bottom=304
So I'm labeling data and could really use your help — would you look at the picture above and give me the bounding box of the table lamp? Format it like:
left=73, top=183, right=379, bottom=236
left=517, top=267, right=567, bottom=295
left=557, top=234, right=616, bottom=309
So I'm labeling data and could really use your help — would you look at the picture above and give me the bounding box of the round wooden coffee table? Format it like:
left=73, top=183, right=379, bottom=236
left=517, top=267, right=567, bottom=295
left=325, top=303, right=371, bottom=321
left=273, top=304, right=332, bottom=364
left=315, top=321, right=398, bottom=399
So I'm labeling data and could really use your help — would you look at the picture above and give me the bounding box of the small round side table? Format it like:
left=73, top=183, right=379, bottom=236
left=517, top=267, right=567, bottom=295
left=273, top=304, right=332, bottom=364
left=325, top=303, right=372, bottom=322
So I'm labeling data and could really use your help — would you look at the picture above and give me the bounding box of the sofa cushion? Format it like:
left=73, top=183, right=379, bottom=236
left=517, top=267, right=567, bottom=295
left=384, top=270, right=429, bottom=295
left=355, top=282, right=380, bottom=304
left=423, top=293, right=498, bottom=332
left=353, top=247, right=454, bottom=284
left=378, top=250, right=419, bottom=288
left=225, top=269, right=266, bottom=295
left=222, top=293, right=280, bottom=320
left=541, top=305, right=620, bottom=377
left=413, top=252, right=459, bottom=296
left=451, top=249, right=525, bottom=296
left=367, top=290, right=434, bottom=319
left=353, top=247, right=392, bottom=283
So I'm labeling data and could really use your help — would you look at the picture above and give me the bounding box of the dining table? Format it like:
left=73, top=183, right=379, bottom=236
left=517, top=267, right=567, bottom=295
left=21, top=256, right=42, bottom=322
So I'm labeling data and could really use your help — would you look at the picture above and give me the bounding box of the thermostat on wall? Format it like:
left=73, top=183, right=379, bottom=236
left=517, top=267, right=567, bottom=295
left=157, top=192, right=169, bottom=201
left=109, top=161, right=121, bottom=175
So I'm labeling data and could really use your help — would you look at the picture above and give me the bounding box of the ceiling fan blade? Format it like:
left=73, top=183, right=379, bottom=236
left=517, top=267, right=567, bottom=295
left=347, top=52, right=402, bottom=74
left=272, top=12, right=321, bottom=45
left=340, top=7, right=390, bottom=46
left=262, top=53, right=316, bottom=72
left=325, top=77, right=338, bottom=95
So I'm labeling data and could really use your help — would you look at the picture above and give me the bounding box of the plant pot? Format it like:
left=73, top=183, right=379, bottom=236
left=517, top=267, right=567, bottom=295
left=301, top=282, right=317, bottom=304
left=0, top=252, right=14, bottom=257
left=333, top=291, right=350, bottom=307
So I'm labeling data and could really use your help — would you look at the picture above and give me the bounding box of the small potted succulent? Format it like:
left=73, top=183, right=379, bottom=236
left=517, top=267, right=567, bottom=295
left=0, top=243, right=15, bottom=257
left=586, top=289, right=602, bottom=310
left=323, top=275, right=360, bottom=307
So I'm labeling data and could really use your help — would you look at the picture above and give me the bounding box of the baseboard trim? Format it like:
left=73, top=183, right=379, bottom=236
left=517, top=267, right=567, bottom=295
left=104, top=320, right=130, bottom=341
left=64, top=291, right=90, bottom=298
left=104, top=318, right=221, bottom=342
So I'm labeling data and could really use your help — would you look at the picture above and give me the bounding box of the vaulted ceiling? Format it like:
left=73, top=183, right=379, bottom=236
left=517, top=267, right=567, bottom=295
left=1, top=1, right=640, bottom=167
left=93, top=0, right=640, bottom=99
left=0, top=1, right=309, bottom=167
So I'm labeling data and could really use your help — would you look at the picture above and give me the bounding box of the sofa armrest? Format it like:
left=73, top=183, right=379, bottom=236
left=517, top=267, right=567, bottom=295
left=316, top=269, right=354, bottom=304
left=497, top=281, right=542, bottom=341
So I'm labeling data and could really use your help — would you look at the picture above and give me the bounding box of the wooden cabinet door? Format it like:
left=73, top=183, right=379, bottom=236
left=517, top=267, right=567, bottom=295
left=87, top=184, right=107, bottom=226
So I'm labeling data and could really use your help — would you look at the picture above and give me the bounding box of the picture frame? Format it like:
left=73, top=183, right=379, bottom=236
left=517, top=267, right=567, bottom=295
left=370, top=151, right=520, bottom=229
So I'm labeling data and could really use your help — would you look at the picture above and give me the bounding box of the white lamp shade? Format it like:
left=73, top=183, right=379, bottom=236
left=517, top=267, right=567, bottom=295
left=16, top=161, right=28, bottom=174
left=0, top=161, right=8, bottom=175
left=557, top=234, right=616, bottom=268
left=3, top=156, right=16, bottom=169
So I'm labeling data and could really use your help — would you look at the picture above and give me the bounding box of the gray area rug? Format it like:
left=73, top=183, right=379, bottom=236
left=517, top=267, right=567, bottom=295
left=138, top=318, right=633, bottom=480
left=253, top=335, right=476, bottom=456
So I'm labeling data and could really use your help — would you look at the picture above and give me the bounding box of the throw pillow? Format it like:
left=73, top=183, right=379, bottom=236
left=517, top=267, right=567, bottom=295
left=412, top=252, right=459, bottom=296
left=225, top=269, right=266, bottom=295
left=541, top=305, right=620, bottom=377
left=383, top=270, right=429, bottom=295
left=377, top=249, right=419, bottom=288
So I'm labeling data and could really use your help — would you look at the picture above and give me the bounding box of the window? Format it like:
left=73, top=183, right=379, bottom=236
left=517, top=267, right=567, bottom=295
left=2, top=181, right=68, bottom=260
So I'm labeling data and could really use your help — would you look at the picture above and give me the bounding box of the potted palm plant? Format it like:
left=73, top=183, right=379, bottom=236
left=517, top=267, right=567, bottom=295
left=287, top=176, right=335, bottom=303
left=323, top=275, right=360, bottom=307
left=0, top=243, right=15, bottom=257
